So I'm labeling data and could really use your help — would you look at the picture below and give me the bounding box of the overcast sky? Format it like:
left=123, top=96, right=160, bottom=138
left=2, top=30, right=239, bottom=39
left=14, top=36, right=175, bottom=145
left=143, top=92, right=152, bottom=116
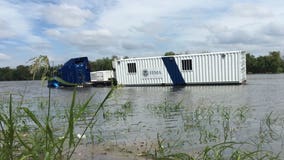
left=0, top=0, right=284, bottom=67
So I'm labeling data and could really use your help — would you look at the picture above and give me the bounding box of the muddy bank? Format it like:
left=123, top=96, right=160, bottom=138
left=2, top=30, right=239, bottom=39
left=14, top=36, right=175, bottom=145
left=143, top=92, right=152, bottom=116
left=73, top=143, right=151, bottom=160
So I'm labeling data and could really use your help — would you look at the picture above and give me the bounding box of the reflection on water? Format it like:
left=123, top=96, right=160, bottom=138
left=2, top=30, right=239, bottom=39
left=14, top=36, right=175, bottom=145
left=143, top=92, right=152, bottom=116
left=1, top=74, right=284, bottom=155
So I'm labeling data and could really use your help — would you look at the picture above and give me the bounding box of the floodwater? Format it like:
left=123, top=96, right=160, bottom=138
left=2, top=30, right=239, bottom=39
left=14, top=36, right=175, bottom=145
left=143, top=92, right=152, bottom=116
left=1, top=74, right=284, bottom=158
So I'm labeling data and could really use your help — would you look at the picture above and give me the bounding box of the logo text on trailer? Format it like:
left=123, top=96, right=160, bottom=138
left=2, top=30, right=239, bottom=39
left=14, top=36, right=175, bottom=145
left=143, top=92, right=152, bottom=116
left=142, top=69, right=162, bottom=77
left=143, top=69, right=149, bottom=77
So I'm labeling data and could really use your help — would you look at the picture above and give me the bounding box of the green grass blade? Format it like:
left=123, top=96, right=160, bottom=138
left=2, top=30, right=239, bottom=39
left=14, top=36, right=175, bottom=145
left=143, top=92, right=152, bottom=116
left=20, top=107, right=44, bottom=130
left=67, top=87, right=115, bottom=160
left=15, top=132, right=32, bottom=152
left=0, top=114, right=8, bottom=137
left=54, top=92, right=95, bottom=157
left=44, top=151, right=50, bottom=160
left=46, top=123, right=55, bottom=146
left=8, top=94, right=15, bottom=160
left=46, top=88, right=51, bottom=151
left=68, top=89, right=76, bottom=149
left=75, top=93, right=95, bottom=121
left=165, top=153, right=195, bottom=160
left=19, top=155, right=32, bottom=160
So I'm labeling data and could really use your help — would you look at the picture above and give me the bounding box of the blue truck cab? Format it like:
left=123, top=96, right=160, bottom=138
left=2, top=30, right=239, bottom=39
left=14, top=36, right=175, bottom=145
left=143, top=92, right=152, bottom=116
left=48, top=57, right=91, bottom=88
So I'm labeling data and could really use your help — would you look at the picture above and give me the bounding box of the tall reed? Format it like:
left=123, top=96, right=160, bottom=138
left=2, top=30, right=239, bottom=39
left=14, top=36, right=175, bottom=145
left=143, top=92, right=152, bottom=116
left=145, top=101, right=283, bottom=160
left=0, top=94, right=15, bottom=160
left=0, top=55, right=115, bottom=159
left=0, top=86, right=114, bottom=160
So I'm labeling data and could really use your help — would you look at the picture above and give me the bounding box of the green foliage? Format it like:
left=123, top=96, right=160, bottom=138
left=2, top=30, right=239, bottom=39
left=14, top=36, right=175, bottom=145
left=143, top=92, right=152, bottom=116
left=0, top=67, right=13, bottom=81
left=0, top=55, right=115, bottom=159
left=102, top=101, right=134, bottom=121
left=15, top=65, right=32, bottom=80
left=0, top=95, right=15, bottom=160
left=144, top=102, right=283, bottom=160
left=200, top=141, right=280, bottom=160
left=246, top=51, right=284, bottom=73
left=0, top=55, right=60, bottom=81
left=0, top=65, right=32, bottom=81
left=0, top=88, right=114, bottom=160
left=246, top=53, right=257, bottom=73
left=149, top=133, right=195, bottom=160
left=0, top=63, right=60, bottom=81
left=1, top=90, right=284, bottom=159
left=89, top=57, right=113, bottom=71
left=164, top=51, right=176, bottom=56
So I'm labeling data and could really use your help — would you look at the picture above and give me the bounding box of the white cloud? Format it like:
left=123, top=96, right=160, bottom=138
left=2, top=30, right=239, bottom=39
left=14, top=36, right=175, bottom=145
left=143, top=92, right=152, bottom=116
left=27, top=35, right=51, bottom=52
left=91, top=0, right=284, bottom=55
left=45, top=28, right=116, bottom=52
left=66, top=29, right=114, bottom=48
left=43, top=4, right=93, bottom=27
left=0, top=1, right=52, bottom=55
left=231, top=3, right=274, bottom=18
left=263, top=23, right=284, bottom=37
left=2, top=0, right=284, bottom=67
left=0, top=1, right=31, bottom=38
left=97, top=0, right=191, bottom=32
left=45, top=29, right=62, bottom=37
left=121, top=41, right=155, bottom=50
left=185, top=1, right=284, bottom=54
left=0, top=53, right=11, bottom=60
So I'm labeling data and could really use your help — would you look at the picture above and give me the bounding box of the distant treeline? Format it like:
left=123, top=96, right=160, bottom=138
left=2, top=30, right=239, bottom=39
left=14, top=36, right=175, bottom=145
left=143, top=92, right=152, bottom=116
left=0, top=58, right=114, bottom=81
left=0, top=52, right=284, bottom=81
left=0, top=65, right=60, bottom=81
left=246, top=51, right=284, bottom=73
left=0, top=65, right=32, bottom=81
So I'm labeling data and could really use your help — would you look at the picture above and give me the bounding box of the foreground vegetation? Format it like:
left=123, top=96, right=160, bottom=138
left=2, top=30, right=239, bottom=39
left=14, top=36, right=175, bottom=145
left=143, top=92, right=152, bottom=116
left=144, top=101, right=284, bottom=159
left=1, top=91, right=284, bottom=159
left=0, top=88, right=114, bottom=160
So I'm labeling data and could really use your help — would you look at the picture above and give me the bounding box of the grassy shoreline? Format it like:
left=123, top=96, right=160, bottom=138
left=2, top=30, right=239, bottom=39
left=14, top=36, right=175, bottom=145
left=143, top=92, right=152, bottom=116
left=1, top=88, right=284, bottom=159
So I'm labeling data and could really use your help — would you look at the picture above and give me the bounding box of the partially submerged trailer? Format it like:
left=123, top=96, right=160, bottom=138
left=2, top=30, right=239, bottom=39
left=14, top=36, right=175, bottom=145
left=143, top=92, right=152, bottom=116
left=90, top=70, right=114, bottom=86
left=113, top=51, right=246, bottom=86
left=48, top=57, right=91, bottom=88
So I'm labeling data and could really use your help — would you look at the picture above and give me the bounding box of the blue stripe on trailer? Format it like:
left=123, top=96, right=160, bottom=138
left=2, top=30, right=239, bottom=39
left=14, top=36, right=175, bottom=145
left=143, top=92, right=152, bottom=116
left=162, top=57, right=185, bottom=85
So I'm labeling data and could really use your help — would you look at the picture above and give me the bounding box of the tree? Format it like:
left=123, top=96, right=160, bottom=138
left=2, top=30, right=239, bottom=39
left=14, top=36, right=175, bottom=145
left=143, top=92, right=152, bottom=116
left=268, top=51, right=282, bottom=73
left=111, top=55, right=118, bottom=60
left=256, top=56, right=268, bottom=73
left=246, top=51, right=284, bottom=73
left=0, top=67, right=13, bottom=81
left=89, top=57, right=113, bottom=71
left=246, top=53, right=257, bottom=73
left=14, top=65, right=32, bottom=80
left=164, top=51, right=175, bottom=56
